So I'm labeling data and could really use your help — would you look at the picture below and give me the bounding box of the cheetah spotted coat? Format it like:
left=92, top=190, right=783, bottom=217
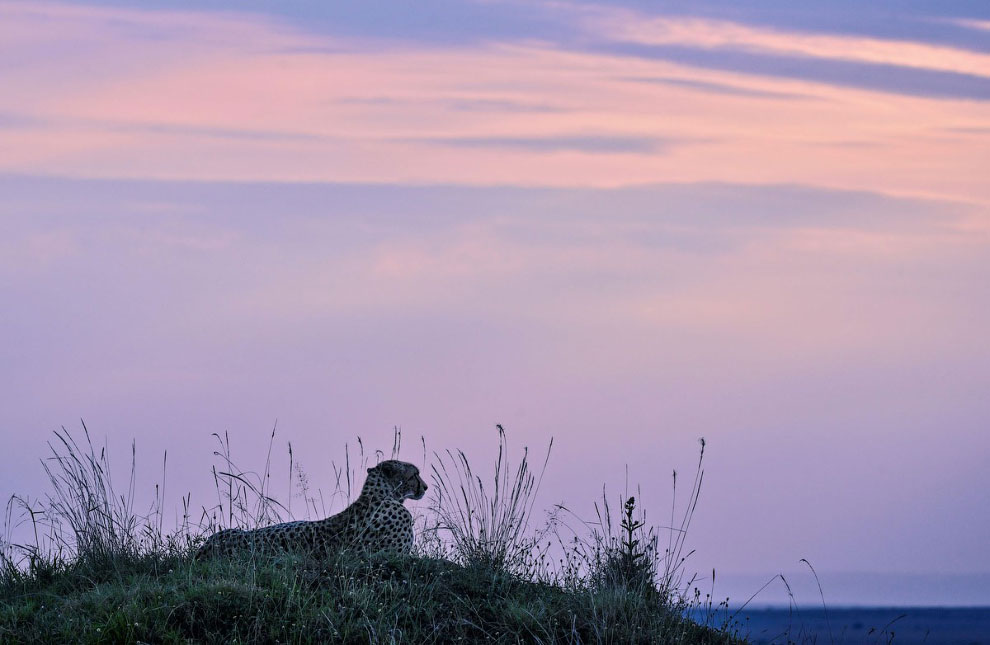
left=196, top=460, right=427, bottom=559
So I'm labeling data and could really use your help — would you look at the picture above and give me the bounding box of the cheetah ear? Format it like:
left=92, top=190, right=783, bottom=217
left=372, top=461, right=401, bottom=477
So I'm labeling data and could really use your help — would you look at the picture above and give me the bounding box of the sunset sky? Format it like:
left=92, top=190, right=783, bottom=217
left=2, top=1, right=988, bottom=605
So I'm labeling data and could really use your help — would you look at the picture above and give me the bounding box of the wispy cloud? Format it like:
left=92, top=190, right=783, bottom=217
left=942, top=125, right=990, bottom=135
left=1, top=1, right=989, bottom=203
left=0, top=111, right=327, bottom=141
left=443, top=97, right=565, bottom=113
left=337, top=96, right=564, bottom=113
left=622, top=76, right=811, bottom=100
left=564, top=6, right=990, bottom=100
left=581, top=9, right=990, bottom=77
left=599, top=42, right=990, bottom=101
left=941, top=18, right=990, bottom=34
left=417, top=134, right=680, bottom=154
left=0, top=111, right=44, bottom=128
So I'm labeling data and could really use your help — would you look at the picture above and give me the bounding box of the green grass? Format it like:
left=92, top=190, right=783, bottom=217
left=0, top=548, right=741, bottom=644
left=1, top=424, right=745, bottom=644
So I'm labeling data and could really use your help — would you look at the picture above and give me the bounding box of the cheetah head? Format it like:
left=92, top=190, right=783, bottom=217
left=369, top=460, right=428, bottom=501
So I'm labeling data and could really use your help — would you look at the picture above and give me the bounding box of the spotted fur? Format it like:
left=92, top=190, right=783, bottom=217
left=196, top=460, right=427, bottom=559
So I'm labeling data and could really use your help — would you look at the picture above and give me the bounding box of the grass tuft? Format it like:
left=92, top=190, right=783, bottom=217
left=428, top=424, right=551, bottom=575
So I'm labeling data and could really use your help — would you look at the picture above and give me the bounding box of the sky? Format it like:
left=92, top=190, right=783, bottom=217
left=1, top=0, right=989, bottom=606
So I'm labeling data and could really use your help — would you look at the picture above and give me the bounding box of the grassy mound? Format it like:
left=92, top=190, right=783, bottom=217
left=1, top=425, right=744, bottom=643
left=0, top=549, right=741, bottom=644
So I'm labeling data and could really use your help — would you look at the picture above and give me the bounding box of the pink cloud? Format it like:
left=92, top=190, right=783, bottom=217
left=579, top=6, right=990, bottom=76
left=1, top=1, right=989, bottom=204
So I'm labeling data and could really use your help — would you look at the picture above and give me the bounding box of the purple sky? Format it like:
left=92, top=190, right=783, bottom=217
left=1, top=1, right=989, bottom=605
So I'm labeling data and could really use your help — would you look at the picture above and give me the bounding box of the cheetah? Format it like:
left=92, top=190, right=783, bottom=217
left=196, top=460, right=427, bottom=559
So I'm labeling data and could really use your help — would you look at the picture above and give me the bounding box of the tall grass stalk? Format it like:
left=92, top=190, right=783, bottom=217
left=429, top=424, right=552, bottom=572
left=662, top=437, right=706, bottom=595
left=205, top=427, right=288, bottom=532
left=39, top=423, right=144, bottom=565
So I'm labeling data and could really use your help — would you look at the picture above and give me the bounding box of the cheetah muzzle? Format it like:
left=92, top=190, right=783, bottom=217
left=197, top=460, right=427, bottom=559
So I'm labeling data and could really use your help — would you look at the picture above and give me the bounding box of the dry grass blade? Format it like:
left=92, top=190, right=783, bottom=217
left=429, top=425, right=552, bottom=573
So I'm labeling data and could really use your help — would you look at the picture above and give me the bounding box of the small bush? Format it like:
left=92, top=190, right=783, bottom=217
left=592, top=496, right=659, bottom=593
